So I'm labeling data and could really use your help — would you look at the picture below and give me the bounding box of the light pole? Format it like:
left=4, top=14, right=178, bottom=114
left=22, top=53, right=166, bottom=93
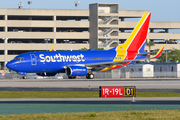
left=2, top=38, right=8, bottom=71
left=103, top=35, right=109, bottom=50
left=64, top=40, right=69, bottom=51
left=44, top=39, right=50, bottom=51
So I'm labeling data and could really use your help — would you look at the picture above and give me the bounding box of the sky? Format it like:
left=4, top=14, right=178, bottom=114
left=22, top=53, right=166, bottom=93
left=0, top=0, right=180, bottom=22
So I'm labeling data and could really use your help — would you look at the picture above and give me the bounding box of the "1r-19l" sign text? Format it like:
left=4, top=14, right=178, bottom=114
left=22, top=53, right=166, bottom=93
left=99, top=86, right=136, bottom=97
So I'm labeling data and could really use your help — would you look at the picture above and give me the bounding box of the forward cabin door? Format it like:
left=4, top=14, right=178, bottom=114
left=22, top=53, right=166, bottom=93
left=30, top=54, right=37, bottom=65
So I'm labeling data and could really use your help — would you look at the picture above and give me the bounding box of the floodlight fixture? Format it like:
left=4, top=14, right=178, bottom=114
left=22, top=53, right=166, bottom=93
left=74, top=0, right=80, bottom=9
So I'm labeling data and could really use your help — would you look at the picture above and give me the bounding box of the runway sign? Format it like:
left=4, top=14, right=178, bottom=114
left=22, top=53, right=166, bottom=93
left=124, top=86, right=136, bottom=97
left=99, top=86, right=136, bottom=97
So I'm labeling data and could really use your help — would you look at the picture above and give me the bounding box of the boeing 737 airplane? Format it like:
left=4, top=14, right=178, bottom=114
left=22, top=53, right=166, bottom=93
left=6, top=13, right=165, bottom=79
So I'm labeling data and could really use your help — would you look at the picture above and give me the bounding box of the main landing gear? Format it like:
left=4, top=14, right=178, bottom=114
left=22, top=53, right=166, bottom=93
left=22, top=75, right=27, bottom=79
left=86, top=73, right=94, bottom=79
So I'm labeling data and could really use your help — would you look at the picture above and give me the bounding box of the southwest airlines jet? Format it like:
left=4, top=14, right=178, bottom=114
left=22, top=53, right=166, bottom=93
left=6, top=13, right=165, bottom=79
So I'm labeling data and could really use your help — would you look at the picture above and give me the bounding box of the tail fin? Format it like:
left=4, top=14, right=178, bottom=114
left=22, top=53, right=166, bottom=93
left=116, top=13, right=151, bottom=52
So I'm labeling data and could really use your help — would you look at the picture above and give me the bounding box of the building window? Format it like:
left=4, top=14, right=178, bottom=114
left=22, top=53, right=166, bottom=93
left=130, top=69, right=134, bottom=73
left=171, top=67, right=173, bottom=72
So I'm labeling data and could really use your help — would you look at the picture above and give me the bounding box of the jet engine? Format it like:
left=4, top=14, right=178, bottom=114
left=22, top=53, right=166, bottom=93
left=66, top=66, right=88, bottom=76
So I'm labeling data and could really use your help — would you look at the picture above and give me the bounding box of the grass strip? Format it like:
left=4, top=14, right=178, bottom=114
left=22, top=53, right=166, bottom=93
left=0, top=91, right=180, bottom=98
left=0, top=110, right=180, bottom=120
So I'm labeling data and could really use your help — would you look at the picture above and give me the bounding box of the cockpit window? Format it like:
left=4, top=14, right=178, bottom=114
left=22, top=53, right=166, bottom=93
left=13, top=58, right=24, bottom=61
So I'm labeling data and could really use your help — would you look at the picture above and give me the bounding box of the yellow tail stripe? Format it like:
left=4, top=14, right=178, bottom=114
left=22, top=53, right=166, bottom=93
left=117, top=13, right=149, bottom=51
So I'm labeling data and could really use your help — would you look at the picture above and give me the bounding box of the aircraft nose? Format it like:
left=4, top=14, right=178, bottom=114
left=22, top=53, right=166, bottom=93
left=6, top=62, right=15, bottom=70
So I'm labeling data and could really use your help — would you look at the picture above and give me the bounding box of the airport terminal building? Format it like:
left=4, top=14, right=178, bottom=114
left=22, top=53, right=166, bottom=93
left=0, top=3, right=180, bottom=66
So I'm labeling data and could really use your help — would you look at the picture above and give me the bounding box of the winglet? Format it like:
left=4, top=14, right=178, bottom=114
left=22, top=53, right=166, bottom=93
left=153, top=44, right=165, bottom=58
left=50, top=46, right=54, bottom=51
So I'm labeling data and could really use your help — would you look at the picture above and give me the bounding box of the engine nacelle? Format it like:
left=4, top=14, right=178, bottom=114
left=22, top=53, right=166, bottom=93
left=66, top=66, right=88, bottom=76
left=36, top=72, right=57, bottom=76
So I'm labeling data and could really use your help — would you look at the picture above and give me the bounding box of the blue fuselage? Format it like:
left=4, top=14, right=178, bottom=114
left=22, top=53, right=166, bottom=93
left=6, top=50, right=117, bottom=73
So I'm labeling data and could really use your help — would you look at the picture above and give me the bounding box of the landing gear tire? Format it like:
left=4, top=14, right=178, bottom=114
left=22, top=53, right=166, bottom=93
left=22, top=75, right=27, bottom=79
left=68, top=76, right=76, bottom=79
left=86, top=73, right=94, bottom=79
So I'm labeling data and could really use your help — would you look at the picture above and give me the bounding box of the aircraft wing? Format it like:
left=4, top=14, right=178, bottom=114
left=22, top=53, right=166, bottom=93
left=66, top=44, right=165, bottom=70
left=65, top=57, right=149, bottom=69
left=85, top=45, right=165, bottom=69
left=136, top=44, right=165, bottom=56
left=152, top=44, right=165, bottom=59
left=85, top=57, right=149, bottom=69
left=136, top=51, right=157, bottom=55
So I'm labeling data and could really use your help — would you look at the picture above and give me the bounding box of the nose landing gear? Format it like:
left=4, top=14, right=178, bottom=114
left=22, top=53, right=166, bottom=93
left=22, top=75, right=27, bottom=79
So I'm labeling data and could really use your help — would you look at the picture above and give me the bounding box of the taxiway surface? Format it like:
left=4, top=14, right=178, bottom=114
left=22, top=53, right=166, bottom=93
left=0, top=79, right=180, bottom=89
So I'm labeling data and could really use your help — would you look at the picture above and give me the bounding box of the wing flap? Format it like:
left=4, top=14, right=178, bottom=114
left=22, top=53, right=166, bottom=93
left=100, top=64, right=113, bottom=68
